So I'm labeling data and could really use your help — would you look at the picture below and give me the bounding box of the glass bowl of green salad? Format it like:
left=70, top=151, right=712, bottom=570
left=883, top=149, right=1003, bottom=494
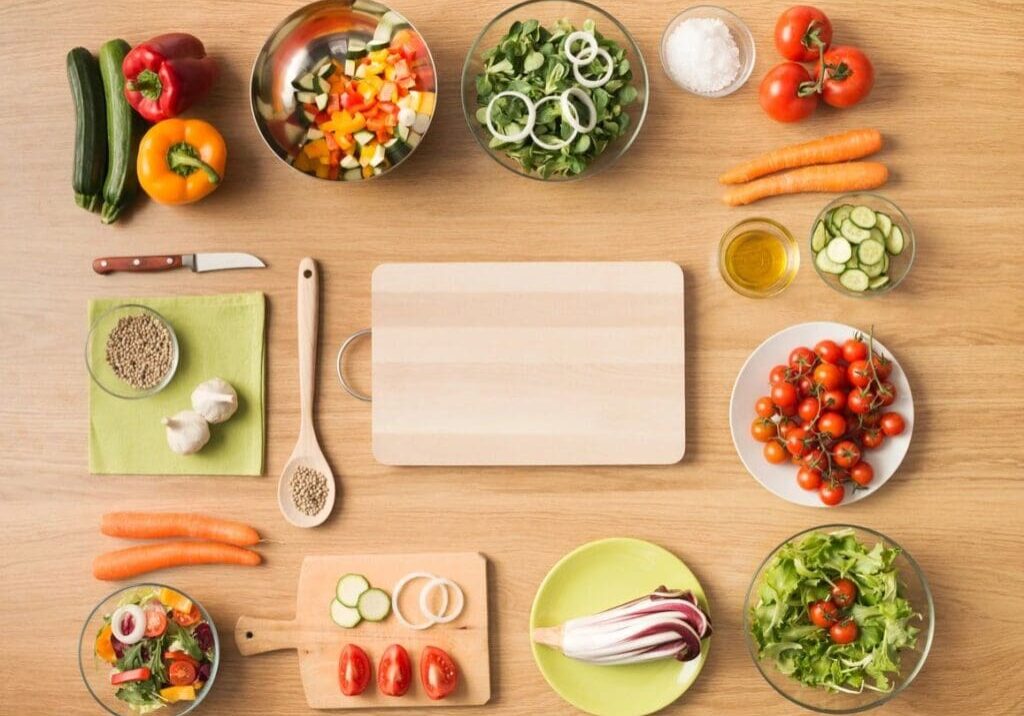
left=79, top=584, right=219, bottom=715
left=461, top=0, right=649, bottom=181
left=745, top=525, right=934, bottom=713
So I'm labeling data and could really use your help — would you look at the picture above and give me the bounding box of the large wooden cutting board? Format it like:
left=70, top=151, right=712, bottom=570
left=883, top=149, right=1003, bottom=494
left=235, top=553, right=490, bottom=709
left=370, top=262, right=685, bottom=465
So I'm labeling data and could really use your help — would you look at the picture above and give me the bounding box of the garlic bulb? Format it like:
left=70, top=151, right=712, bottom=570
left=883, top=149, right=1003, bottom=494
left=162, top=410, right=211, bottom=455
left=191, top=377, right=238, bottom=424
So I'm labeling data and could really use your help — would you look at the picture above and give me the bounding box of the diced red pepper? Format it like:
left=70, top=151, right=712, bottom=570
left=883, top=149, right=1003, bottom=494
left=399, top=43, right=417, bottom=61
left=366, top=117, right=385, bottom=132
left=324, top=131, right=340, bottom=151
left=327, top=93, right=341, bottom=114
left=328, top=165, right=339, bottom=180
left=111, top=668, right=151, bottom=685
left=341, top=91, right=362, bottom=110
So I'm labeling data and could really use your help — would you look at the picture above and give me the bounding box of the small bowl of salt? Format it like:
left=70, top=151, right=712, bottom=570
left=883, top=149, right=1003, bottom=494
left=661, top=5, right=755, bottom=97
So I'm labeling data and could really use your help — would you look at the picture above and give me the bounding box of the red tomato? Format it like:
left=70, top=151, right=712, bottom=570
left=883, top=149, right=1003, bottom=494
left=802, top=448, right=826, bottom=471
left=168, top=660, right=197, bottom=687
left=819, top=481, right=845, bottom=506
left=833, top=440, right=861, bottom=469
left=771, top=382, right=799, bottom=409
left=847, top=360, right=872, bottom=389
left=812, top=362, right=843, bottom=390
left=847, top=387, right=874, bottom=414
left=797, top=397, right=820, bottom=422
left=818, top=412, right=847, bottom=439
left=830, top=578, right=858, bottom=608
left=789, top=346, right=816, bottom=375
left=797, top=375, right=815, bottom=398
left=759, top=62, right=818, bottom=122
left=778, top=417, right=801, bottom=439
left=870, top=354, right=893, bottom=380
left=339, top=644, right=372, bottom=696
left=419, top=646, right=458, bottom=701
left=842, top=338, right=868, bottom=363
left=143, top=604, right=168, bottom=638
left=808, top=599, right=840, bottom=628
left=829, top=619, right=859, bottom=644
left=785, top=427, right=810, bottom=457
left=774, top=5, right=833, bottom=62
left=796, top=466, right=822, bottom=491
left=876, top=381, right=896, bottom=407
left=751, top=418, right=778, bottom=443
left=755, top=396, right=776, bottom=418
left=850, top=461, right=874, bottom=487
left=862, top=428, right=884, bottom=449
left=163, top=651, right=198, bottom=667
left=813, top=339, right=842, bottom=364
left=378, top=644, right=412, bottom=697
left=821, top=389, right=846, bottom=411
left=764, top=440, right=788, bottom=464
left=779, top=402, right=798, bottom=418
left=818, top=46, right=875, bottom=108
left=172, top=604, right=201, bottom=627
left=880, top=412, right=906, bottom=436
left=769, top=364, right=790, bottom=385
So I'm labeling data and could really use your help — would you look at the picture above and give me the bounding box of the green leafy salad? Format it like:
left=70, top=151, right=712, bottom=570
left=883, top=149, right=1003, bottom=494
left=749, top=529, right=921, bottom=694
left=474, top=18, right=639, bottom=178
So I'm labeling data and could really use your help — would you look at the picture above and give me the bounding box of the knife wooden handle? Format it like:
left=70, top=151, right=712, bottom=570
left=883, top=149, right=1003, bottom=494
left=93, top=255, right=183, bottom=274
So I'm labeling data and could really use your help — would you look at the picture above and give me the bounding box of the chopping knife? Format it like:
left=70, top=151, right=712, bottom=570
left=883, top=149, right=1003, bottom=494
left=92, top=252, right=266, bottom=275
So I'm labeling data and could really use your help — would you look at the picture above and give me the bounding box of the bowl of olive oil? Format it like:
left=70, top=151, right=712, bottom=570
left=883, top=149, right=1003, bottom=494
left=719, top=218, right=799, bottom=298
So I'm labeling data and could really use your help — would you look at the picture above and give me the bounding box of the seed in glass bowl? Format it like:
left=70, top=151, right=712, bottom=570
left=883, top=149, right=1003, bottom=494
left=104, top=313, right=174, bottom=390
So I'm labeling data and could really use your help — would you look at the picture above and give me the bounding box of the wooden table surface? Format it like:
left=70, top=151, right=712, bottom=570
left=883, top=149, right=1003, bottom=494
left=1, top=1, right=1021, bottom=714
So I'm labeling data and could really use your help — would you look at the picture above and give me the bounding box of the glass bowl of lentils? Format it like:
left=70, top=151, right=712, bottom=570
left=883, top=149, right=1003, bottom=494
left=86, top=304, right=179, bottom=399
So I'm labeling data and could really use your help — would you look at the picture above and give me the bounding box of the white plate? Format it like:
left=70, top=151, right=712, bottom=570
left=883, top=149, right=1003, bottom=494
left=729, top=321, right=913, bottom=507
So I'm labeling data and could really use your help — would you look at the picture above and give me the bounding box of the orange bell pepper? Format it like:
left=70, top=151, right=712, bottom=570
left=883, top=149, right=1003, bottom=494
left=137, top=118, right=226, bottom=205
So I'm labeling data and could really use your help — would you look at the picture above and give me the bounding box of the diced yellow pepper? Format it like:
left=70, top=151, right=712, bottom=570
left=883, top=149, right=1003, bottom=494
left=304, top=138, right=329, bottom=158
left=334, top=132, right=354, bottom=151
left=369, top=49, right=389, bottom=63
left=315, top=162, right=330, bottom=179
left=359, top=142, right=376, bottom=167
left=293, top=152, right=314, bottom=172
left=384, top=65, right=396, bottom=82
left=404, top=90, right=421, bottom=112
left=362, top=164, right=374, bottom=178
left=418, top=92, right=436, bottom=115
left=159, top=686, right=196, bottom=703
left=363, top=62, right=385, bottom=77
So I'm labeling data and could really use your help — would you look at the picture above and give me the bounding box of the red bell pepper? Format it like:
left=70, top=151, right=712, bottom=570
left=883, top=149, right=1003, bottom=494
left=122, top=33, right=216, bottom=122
left=111, top=667, right=151, bottom=685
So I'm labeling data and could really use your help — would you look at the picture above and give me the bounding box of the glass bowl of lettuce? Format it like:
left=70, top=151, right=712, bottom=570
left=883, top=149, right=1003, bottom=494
left=79, top=584, right=219, bottom=715
left=745, top=526, right=934, bottom=712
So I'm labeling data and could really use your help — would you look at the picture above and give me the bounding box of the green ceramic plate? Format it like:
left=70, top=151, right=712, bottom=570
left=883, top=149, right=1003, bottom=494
left=530, top=538, right=711, bottom=716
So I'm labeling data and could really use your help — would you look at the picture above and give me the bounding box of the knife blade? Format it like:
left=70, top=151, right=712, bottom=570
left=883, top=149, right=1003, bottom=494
left=93, top=253, right=266, bottom=275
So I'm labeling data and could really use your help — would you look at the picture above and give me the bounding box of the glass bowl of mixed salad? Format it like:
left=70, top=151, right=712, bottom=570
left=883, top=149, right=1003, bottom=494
left=79, top=584, right=219, bottom=715
left=461, top=0, right=649, bottom=181
left=745, top=526, right=933, bottom=713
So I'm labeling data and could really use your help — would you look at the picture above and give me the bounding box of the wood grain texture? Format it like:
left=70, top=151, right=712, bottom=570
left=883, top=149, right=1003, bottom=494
left=370, top=262, right=685, bottom=465
left=235, top=553, right=490, bottom=708
left=0, top=1, right=1022, bottom=715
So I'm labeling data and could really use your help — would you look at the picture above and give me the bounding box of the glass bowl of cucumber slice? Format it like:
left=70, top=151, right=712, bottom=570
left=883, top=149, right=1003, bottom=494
left=810, top=194, right=915, bottom=297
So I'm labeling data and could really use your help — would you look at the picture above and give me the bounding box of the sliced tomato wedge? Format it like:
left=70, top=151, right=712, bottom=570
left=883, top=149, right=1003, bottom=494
left=377, top=644, right=412, bottom=697
left=338, top=644, right=372, bottom=696
left=168, top=660, right=198, bottom=686
left=419, top=646, right=458, bottom=701
left=172, top=604, right=201, bottom=627
left=143, top=604, right=168, bottom=637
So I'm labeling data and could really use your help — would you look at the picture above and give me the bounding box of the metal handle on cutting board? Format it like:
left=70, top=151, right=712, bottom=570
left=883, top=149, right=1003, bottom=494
left=336, top=328, right=371, bottom=402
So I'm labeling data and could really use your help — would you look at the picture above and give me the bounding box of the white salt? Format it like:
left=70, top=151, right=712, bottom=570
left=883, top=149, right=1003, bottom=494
left=665, top=17, right=741, bottom=94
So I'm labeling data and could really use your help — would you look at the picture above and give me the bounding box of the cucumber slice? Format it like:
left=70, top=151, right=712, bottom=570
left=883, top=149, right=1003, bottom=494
left=293, top=73, right=317, bottom=91
left=861, top=260, right=884, bottom=278
left=886, top=226, right=905, bottom=255
left=367, top=39, right=390, bottom=52
left=868, top=227, right=886, bottom=245
left=305, top=127, right=324, bottom=141
left=330, top=599, right=362, bottom=628
left=846, top=256, right=860, bottom=270
left=354, top=130, right=375, bottom=147
left=353, top=0, right=388, bottom=14
left=840, top=220, right=872, bottom=243
left=337, top=573, right=370, bottom=607
left=811, top=221, right=828, bottom=252
left=295, top=90, right=318, bottom=104
left=857, top=239, right=886, bottom=265
left=875, top=212, right=893, bottom=237
left=340, top=154, right=359, bottom=169
left=839, top=269, right=870, bottom=292
left=882, top=253, right=890, bottom=272
left=868, top=275, right=891, bottom=290
left=314, top=93, right=328, bottom=111
left=832, top=205, right=853, bottom=228
left=317, top=63, right=335, bottom=79
left=826, top=237, right=853, bottom=263
left=815, top=248, right=846, bottom=275
left=357, top=588, right=391, bottom=622
left=343, top=167, right=363, bottom=181
left=850, top=206, right=877, bottom=229
left=315, top=76, right=330, bottom=94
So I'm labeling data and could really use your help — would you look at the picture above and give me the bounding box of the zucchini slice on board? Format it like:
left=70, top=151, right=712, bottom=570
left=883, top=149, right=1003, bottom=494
left=337, top=573, right=370, bottom=607
left=331, top=599, right=362, bottom=628
left=357, top=588, right=391, bottom=622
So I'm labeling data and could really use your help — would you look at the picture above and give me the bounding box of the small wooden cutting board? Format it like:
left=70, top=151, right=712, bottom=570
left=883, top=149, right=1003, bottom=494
left=370, top=262, right=686, bottom=466
left=235, top=553, right=490, bottom=709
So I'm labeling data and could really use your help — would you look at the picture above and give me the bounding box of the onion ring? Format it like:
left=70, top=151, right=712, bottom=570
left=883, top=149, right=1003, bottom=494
left=419, top=577, right=465, bottom=624
left=562, top=31, right=598, bottom=65
left=529, top=95, right=578, bottom=151
left=573, top=47, right=614, bottom=89
left=391, top=571, right=447, bottom=631
left=485, top=91, right=536, bottom=144
left=560, top=87, right=597, bottom=133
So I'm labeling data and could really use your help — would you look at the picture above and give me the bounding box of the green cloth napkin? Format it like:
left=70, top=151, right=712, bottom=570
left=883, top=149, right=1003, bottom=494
left=89, top=292, right=266, bottom=475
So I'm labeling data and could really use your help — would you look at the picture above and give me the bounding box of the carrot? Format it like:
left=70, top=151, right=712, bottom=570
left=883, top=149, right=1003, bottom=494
left=722, top=162, right=889, bottom=206
left=101, top=512, right=260, bottom=547
left=93, top=541, right=262, bottom=581
left=719, top=129, right=883, bottom=185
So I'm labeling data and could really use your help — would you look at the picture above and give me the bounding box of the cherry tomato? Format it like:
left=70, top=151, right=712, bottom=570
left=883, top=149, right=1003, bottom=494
left=143, top=604, right=168, bottom=638
left=830, top=578, right=858, bottom=608
left=802, top=448, right=826, bottom=471
left=814, top=339, right=842, bottom=364
left=796, top=466, right=822, bottom=491
left=797, top=375, right=815, bottom=398
left=778, top=417, right=801, bottom=439
left=842, top=338, right=868, bottom=363
left=862, top=428, right=884, bottom=449
left=797, top=397, right=820, bottom=422
left=771, top=382, right=799, bottom=409
left=774, top=5, right=833, bottom=62
left=818, top=411, right=847, bottom=439
left=168, top=659, right=198, bottom=687
left=764, top=440, right=788, bottom=464
left=751, top=417, right=778, bottom=442
left=818, top=46, right=874, bottom=108
left=870, top=354, right=893, bottom=380
left=833, top=440, right=861, bottom=469
left=779, top=402, right=798, bottom=417
left=847, top=387, right=874, bottom=414
left=847, top=360, right=872, bottom=389
left=850, top=461, right=874, bottom=487
left=808, top=599, right=840, bottom=628
left=861, top=410, right=882, bottom=428
left=755, top=396, right=776, bottom=418
left=759, top=62, right=818, bottom=123
left=785, top=427, right=810, bottom=457
left=880, top=412, right=906, bottom=436
left=812, top=362, right=843, bottom=390
left=819, top=480, right=845, bottom=506
left=339, top=644, right=372, bottom=696
left=172, top=604, right=201, bottom=627
left=378, top=644, right=412, bottom=697
left=163, top=650, right=198, bottom=667
left=829, top=619, right=859, bottom=644
left=769, top=364, right=790, bottom=385
left=789, top=346, right=816, bottom=375
left=419, top=646, right=458, bottom=701
left=876, top=381, right=896, bottom=407
left=821, top=389, right=846, bottom=411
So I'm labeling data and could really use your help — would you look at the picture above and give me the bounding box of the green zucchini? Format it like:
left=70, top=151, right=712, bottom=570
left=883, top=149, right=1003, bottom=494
left=98, top=39, right=142, bottom=224
left=67, top=48, right=107, bottom=212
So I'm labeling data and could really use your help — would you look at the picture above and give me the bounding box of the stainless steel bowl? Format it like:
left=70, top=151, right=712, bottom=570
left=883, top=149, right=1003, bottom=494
left=251, top=0, right=437, bottom=181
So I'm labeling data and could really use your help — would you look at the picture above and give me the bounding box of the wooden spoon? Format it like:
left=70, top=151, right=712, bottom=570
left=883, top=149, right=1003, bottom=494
left=277, top=258, right=335, bottom=527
